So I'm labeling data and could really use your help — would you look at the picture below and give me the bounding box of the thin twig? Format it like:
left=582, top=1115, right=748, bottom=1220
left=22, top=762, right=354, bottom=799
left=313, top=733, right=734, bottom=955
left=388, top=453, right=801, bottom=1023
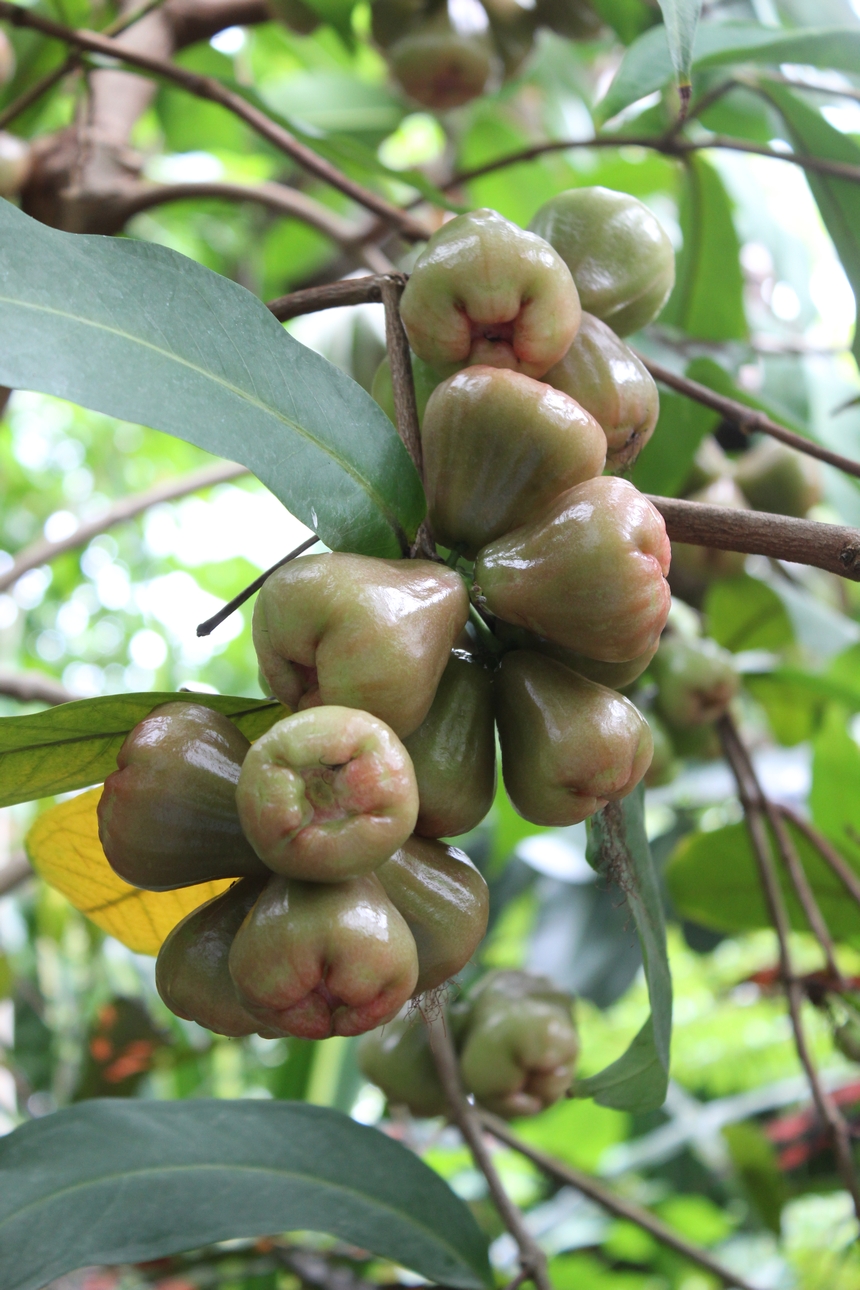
left=0, top=670, right=74, bottom=705
left=425, top=1016, right=551, bottom=1290
left=268, top=276, right=388, bottom=322
left=779, top=805, right=860, bottom=909
left=0, top=0, right=432, bottom=242
left=0, top=852, right=32, bottom=898
left=766, top=806, right=842, bottom=983
left=0, top=461, right=247, bottom=594
left=196, top=533, right=318, bottom=637
left=379, top=275, right=423, bottom=477
left=477, top=1110, right=760, bottom=1290
left=718, top=714, right=860, bottom=1219
left=640, top=355, right=860, bottom=480
left=649, top=496, right=860, bottom=580
left=763, top=71, right=860, bottom=106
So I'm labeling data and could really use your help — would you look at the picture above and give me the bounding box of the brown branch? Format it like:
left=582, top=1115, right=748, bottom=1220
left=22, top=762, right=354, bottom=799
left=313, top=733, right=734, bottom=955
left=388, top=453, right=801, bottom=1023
left=0, top=0, right=432, bottom=242
left=0, top=460, right=247, bottom=593
left=718, top=714, right=860, bottom=1219
left=778, top=805, right=860, bottom=909
left=0, top=670, right=74, bottom=705
left=380, top=275, right=423, bottom=478
left=0, top=852, right=32, bottom=898
left=426, top=1016, right=551, bottom=1290
left=649, top=496, right=860, bottom=580
left=196, top=533, right=318, bottom=637
left=477, top=1110, right=760, bottom=1290
left=641, top=356, right=860, bottom=479
left=268, top=275, right=388, bottom=322
left=766, top=806, right=842, bottom=982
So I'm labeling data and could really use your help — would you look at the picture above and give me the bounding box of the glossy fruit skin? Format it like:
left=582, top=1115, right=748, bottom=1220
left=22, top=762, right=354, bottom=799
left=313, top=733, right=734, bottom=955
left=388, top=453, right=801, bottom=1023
left=400, top=209, right=581, bottom=379
left=228, top=872, right=418, bottom=1039
left=459, top=970, right=578, bottom=1118
left=475, top=476, right=671, bottom=663
left=358, top=1013, right=447, bottom=1116
left=389, top=22, right=493, bottom=110
left=529, top=187, right=675, bottom=336
left=653, top=635, right=739, bottom=729
left=236, top=706, right=418, bottom=882
left=155, top=878, right=268, bottom=1037
left=98, top=702, right=268, bottom=892
left=495, top=651, right=653, bottom=826
left=0, top=133, right=31, bottom=197
left=402, top=650, right=496, bottom=838
left=734, top=439, right=822, bottom=518
left=422, top=365, right=606, bottom=558
left=493, top=622, right=657, bottom=690
left=371, top=351, right=441, bottom=429
left=543, top=313, right=659, bottom=472
left=253, top=553, right=469, bottom=738
left=376, top=835, right=489, bottom=993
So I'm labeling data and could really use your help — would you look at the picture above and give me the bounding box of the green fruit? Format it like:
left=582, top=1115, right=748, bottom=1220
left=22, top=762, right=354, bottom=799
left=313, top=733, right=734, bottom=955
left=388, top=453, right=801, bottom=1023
left=236, top=706, right=418, bottom=881
left=228, top=872, right=419, bottom=1039
left=155, top=878, right=269, bottom=1037
left=98, top=702, right=267, bottom=892
left=376, top=835, right=489, bottom=992
left=495, top=651, right=653, bottom=826
left=0, top=133, right=30, bottom=197
left=358, top=1013, right=448, bottom=1116
left=834, top=1015, right=860, bottom=1063
left=371, top=0, right=426, bottom=48
left=389, top=19, right=493, bottom=110
left=493, top=621, right=656, bottom=689
left=475, top=476, right=671, bottom=663
left=644, top=713, right=677, bottom=787
left=480, top=0, right=536, bottom=76
left=253, top=553, right=469, bottom=738
left=653, top=635, right=739, bottom=729
left=543, top=312, right=659, bottom=472
left=371, top=351, right=441, bottom=428
left=400, top=208, right=581, bottom=379
left=402, top=651, right=496, bottom=838
left=534, top=0, right=601, bottom=39
left=459, top=970, right=578, bottom=1118
left=734, top=440, right=822, bottom=518
left=669, top=477, right=749, bottom=598
left=681, top=436, right=731, bottom=496
left=266, top=0, right=320, bottom=33
left=529, top=187, right=675, bottom=336
left=670, top=722, right=722, bottom=760
left=421, top=365, right=606, bottom=558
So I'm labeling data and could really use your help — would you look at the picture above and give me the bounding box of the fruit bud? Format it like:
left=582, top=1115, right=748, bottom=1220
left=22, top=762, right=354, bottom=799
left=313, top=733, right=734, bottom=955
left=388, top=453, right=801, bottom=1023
left=529, top=187, right=675, bottom=336
left=236, top=707, right=418, bottom=881
left=543, top=313, right=658, bottom=472
left=495, top=651, right=652, bottom=826
left=459, top=970, right=578, bottom=1118
left=388, top=17, right=493, bottom=110
left=422, top=365, right=606, bottom=558
left=358, top=1013, right=447, bottom=1116
left=652, top=634, right=739, bottom=729
left=155, top=878, right=268, bottom=1037
left=475, top=476, right=671, bottom=663
left=98, top=702, right=267, bottom=892
left=400, top=208, right=581, bottom=379
left=376, top=835, right=489, bottom=993
left=0, top=133, right=31, bottom=197
left=228, top=872, right=418, bottom=1039
left=253, top=553, right=469, bottom=738
left=734, top=439, right=822, bottom=518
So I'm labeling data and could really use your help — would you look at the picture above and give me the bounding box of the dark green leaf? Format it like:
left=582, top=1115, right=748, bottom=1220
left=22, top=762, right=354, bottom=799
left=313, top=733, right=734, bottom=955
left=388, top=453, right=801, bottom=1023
left=0, top=1100, right=491, bottom=1290
left=0, top=200, right=424, bottom=558
left=631, top=387, right=719, bottom=496
left=661, top=156, right=746, bottom=341
left=757, top=81, right=860, bottom=367
left=704, top=575, right=794, bottom=652
left=577, top=786, right=671, bottom=1112
left=0, top=693, right=285, bottom=808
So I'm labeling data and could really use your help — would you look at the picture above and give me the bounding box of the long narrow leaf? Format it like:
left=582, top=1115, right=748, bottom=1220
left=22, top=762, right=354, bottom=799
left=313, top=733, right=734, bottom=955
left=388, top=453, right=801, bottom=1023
left=656, top=0, right=702, bottom=95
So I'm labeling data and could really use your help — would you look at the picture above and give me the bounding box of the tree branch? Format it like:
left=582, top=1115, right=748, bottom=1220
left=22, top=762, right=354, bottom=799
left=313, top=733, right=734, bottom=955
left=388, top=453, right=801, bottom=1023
left=0, top=460, right=247, bottom=594
left=196, top=533, right=318, bottom=637
left=425, top=1016, right=551, bottom=1290
left=0, top=0, right=432, bottom=242
left=0, top=670, right=75, bottom=705
left=0, top=852, right=32, bottom=898
left=649, top=496, right=860, bottom=580
left=268, top=275, right=388, bottom=322
left=778, top=805, right=860, bottom=909
left=718, top=714, right=860, bottom=1219
left=476, top=1110, right=760, bottom=1290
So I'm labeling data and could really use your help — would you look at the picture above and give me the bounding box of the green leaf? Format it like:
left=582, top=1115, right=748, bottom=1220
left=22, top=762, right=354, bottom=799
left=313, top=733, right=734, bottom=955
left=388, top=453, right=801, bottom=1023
left=684, top=356, right=808, bottom=437
left=810, top=705, right=860, bottom=869
left=757, top=81, right=860, bottom=368
left=0, top=692, right=285, bottom=808
left=0, top=200, right=424, bottom=558
left=0, top=1099, right=491, bottom=1290
left=661, top=156, right=746, bottom=341
left=599, top=23, right=860, bottom=124
left=655, top=0, right=702, bottom=90
left=704, top=575, right=794, bottom=652
left=576, top=786, right=671, bottom=1112
left=630, top=388, right=719, bottom=497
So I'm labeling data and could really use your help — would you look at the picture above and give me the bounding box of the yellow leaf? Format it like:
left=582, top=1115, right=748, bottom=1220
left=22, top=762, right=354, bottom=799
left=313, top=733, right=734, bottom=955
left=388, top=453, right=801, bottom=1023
left=26, top=788, right=231, bottom=956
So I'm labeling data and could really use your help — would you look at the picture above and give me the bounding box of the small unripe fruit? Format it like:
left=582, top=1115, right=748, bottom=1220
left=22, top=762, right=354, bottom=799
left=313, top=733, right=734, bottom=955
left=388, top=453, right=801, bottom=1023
left=389, top=22, right=493, bottom=110
left=670, top=477, right=748, bottom=595
left=266, top=0, right=320, bottom=33
left=422, top=365, right=606, bottom=558
left=229, top=872, right=418, bottom=1039
left=253, top=553, right=469, bottom=738
left=653, top=635, right=739, bottom=729
left=644, top=713, right=677, bottom=788
left=376, top=835, right=489, bottom=993
left=358, top=1013, right=447, bottom=1116
left=371, top=0, right=425, bottom=47
left=475, top=476, right=671, bottom=663
left=371, top=351, right=441, bottom=428
left=495, top=651, right=653, bottom=826
left=529, top=187, right=675, bottom=336
left=403, top=651, right=496, bottom=839
left=543, top=313, right=659, bottom=472
left=681, top=436, right=732, bottom=496
left=236, top=707, right=418, bottom=882
left=98, top=702, right=267, bottom=892
left=155, top=878, right=268, bottom=1037
left=734, top=439, right=822, bottom=519
left=459, top=970, right=578, bottom=1118
left=400, top=208, right=581, bottom=379
left=480, top=0, right=536, bottom=76
left=0, top=133, right=31, bottom=197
